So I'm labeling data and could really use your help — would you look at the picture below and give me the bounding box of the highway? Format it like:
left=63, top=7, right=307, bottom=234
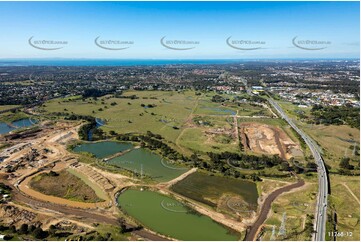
left=267, top=97, right=328, bottom=241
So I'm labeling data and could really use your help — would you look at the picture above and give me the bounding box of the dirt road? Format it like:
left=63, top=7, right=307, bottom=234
left=160, top=167, right=197, bottom=188
left=245, top=179, right=305, bottom=241
left=3, top=180, right=167, bottom=241
left=342, top=182, right=360, bottom=204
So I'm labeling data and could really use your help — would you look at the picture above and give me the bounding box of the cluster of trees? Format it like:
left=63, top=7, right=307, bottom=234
left=0, top=217, right=132, bottom=241
left=234, top=95, right=267, bottom=103
left=118, top=95, right=139, bottom=99
left=0, top=183, right=11, bottom=193
left=77, top=119, right=97, bottom=140
left=114, top=131, right=311, bottom=181
left=311, top=105, right=360, bottom=128
left=191, top=151, right=317, bottom=180
left=0, top=223, right=51, bottom=240
left=339, top=157, right=355, bottom=170
left=64, top=114, right=94, bottom=122
left=140, top=104, right=156, bottom=108
left=294, top=161, right=318, bottom=174
left=83, top=88, right=113, bottom=98
left=211, top=95, right=226, bottom=103
left=239, top=140, right=244, bottom=152
left=0, top=183, right=11, bottom=203
left=338, top=157, right=359, bottom=176
left=116, top=131, right=186, bottom=162
left=187, top=152, right=262, bottom=181
left=306, top=80, right=360, bottom=95
left=139, top=135, right=185, bottom=161
left=53, top=112, right=98, bottom=140
left=207, top=152, right=288, bottom=171
left=116, top=133, right=140, bottom=142
left=191, top=154, right=263, bottom=181
left=63, top=114, right=104, bottom=141
left=303, top=214, right=315, bottom=239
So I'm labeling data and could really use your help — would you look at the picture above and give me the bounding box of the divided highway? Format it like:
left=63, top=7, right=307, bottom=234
left=267, top=97, right=328, bottom=241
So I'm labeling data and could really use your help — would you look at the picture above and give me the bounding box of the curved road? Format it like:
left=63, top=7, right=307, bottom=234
left=2, top=179, right=167, bottom=241
left=245, top=179, right=305, bottom=241
left=267, top=97, right=328, bottom=241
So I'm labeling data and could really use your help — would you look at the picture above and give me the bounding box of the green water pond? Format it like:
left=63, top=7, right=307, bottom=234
left=118, top=189, right=240, bottom=241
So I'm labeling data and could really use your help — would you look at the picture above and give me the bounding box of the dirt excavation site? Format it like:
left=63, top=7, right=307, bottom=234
left=239, top=122, right=302, bottom=159
left=0, top=121, right=161, bottom=241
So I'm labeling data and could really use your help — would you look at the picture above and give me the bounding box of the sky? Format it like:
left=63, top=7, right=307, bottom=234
left=0, top=1, right=359, bottom=59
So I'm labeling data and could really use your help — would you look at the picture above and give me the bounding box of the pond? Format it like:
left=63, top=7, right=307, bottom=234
left=107, top=148, right=188, bottom=182
left=0, top=118, right=36, bottom=135
left=73, top=141, right=133, bottom=159
left=87, top=118, right=104, bottom=141
left=118, top=189, right=239, bottom=241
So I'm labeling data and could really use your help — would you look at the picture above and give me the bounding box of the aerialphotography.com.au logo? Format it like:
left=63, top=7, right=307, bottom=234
left=94, top=36, right=134, bottom=50
left=292, top=36, right=331, bottom=50
left=226, top=36, right=266, bottom=50
left=28, top=36, right=68, bottom=50
left=160, top=36, right=199, bottom=50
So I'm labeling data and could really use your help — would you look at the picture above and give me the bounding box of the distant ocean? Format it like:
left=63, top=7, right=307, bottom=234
left=0, top=59, right=244, bottom=67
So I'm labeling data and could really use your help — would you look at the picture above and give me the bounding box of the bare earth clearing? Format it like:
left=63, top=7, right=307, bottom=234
left=240, top=122, right=302, bottom=159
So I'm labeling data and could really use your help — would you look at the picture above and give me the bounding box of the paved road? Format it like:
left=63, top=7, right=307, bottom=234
left=267, top=97, right=328, bottom=241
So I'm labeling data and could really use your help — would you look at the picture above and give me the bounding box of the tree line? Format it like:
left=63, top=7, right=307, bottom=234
left=311, top=105, right=360, bottom=128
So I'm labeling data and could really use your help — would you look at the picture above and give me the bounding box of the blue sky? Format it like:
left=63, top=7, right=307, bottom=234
left=0, top=1, right=359, bottom=59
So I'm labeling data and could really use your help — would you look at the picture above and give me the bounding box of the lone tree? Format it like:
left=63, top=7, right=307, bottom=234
left=118, top=218, right=127, bottom=234
left=19, top=224, right=28, bottom=234
left=33, top=227, right=48, bottom=239
left=28, top=224, right=36, bottom=233
left=340, top=157, right=352, bottom=170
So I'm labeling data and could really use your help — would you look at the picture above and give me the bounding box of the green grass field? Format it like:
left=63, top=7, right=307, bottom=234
left=42, top=90, right=197, bottom=143
left=327, top=174, right=360, bottom=241
left=263, top=181, right=318, bottom=241
left=171, top=171, right=258, bottom=217
left=0, top=111, right=28, bottom=123
left=278, top=101, right=360, bottom=170
left=30, top=170, right=105, bottom=203
left=177, top=127, right=239, bottom=154
left=42, top=90, right=274, bottom=156
left=67, top=168, right=108, bottom=200
left=0, top=105, right=20, bottom=112
left=275, top=100, right=360, bottom=241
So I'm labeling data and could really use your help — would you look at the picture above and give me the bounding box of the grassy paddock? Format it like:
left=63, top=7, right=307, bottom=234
left=328, top=174, right=360, bottom=241
left=278, top=101, right=360, bottom=170
left=264, top=181, right=318, bottom=241
left=42, top=90, right=198, bottom=143
left=0, top=105, right=20, bottom=112
left=67, top=168, right=108, bottom=200
left=171, top=172, right=258, bottom=216
left=0, top=111, right=28, bottom=123
left=30, top=170, right=105, bottom=203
